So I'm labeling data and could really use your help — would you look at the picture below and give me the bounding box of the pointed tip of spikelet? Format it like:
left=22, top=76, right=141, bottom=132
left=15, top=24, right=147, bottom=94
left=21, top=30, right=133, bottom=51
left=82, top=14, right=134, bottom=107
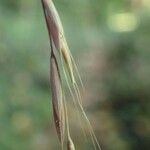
left=67, top=136, right=75, bottom=150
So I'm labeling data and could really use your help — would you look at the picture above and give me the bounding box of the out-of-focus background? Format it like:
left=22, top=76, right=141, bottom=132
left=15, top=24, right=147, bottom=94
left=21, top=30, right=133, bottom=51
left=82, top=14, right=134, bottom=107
left=0, top=0, right=150, bottom=150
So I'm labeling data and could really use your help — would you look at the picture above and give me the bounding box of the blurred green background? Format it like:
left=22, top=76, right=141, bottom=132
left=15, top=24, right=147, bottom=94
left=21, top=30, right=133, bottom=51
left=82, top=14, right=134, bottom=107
left=0, top=0, right=150, bottom=150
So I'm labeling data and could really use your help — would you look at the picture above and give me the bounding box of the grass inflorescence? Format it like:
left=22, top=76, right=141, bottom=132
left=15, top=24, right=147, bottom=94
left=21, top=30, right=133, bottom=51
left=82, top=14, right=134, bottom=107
left=41, top=0, right=101, bottom=149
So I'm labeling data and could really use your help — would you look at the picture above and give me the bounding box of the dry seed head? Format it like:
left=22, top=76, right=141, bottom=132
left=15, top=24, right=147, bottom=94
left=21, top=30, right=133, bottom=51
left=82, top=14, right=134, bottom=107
left=61, top=40, right=75, bottom=84
left=42, top=0, right=61, bottom=51
left=42, top=0, right=75, bottom=84
left=41, top=0, right=101, bottom=149
left=50, top=54, right=64, bottom=142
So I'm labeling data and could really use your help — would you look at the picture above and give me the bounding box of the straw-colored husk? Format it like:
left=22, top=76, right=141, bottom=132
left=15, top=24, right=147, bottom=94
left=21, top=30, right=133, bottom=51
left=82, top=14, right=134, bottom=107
left=41, top=0, right=101, bottom=149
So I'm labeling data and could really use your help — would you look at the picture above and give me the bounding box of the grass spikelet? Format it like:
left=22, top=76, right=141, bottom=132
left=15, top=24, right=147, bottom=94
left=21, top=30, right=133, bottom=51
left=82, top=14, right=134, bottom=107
left=61, top=41, right=75, bottom=84
left=41, top=0, right=101, bottom=149
left=42, top=0, right=75, bottom=83
left=50, top=53, right=64, bottom=142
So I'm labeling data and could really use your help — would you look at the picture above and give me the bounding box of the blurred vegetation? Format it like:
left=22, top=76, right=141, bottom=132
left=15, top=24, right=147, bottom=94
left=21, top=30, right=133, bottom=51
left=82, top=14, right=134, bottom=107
left=0, top=0, right=150, bottom=150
